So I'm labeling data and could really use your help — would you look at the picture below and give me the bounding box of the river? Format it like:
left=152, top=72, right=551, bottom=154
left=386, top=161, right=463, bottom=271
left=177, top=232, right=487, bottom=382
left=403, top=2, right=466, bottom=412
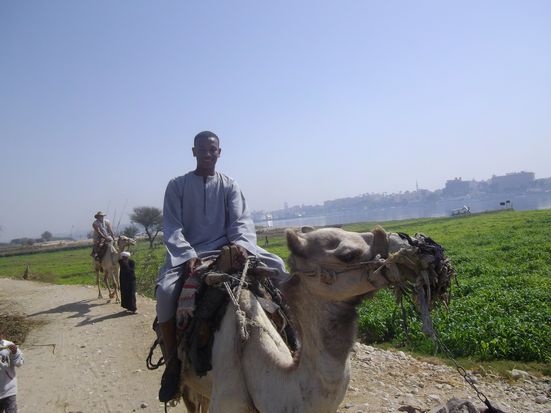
left=256, top=191, right=551, bottom=229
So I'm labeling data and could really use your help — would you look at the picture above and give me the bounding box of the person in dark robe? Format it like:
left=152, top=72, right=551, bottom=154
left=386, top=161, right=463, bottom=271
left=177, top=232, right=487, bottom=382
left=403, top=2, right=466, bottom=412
left=118, top=251, right=137, bottom=313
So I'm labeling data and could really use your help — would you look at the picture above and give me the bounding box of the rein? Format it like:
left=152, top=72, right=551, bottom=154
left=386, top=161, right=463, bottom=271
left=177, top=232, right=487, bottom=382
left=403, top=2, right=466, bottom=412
left=289, top=257, right=391, bottom=285
left=288, top=232, right=397, bottom=285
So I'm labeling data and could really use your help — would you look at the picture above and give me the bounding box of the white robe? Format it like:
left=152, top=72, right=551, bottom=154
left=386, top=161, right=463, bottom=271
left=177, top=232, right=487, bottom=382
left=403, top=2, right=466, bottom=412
left=156, top=171, right=288, bottom=322
left=0, top=339, right=23, bottom=399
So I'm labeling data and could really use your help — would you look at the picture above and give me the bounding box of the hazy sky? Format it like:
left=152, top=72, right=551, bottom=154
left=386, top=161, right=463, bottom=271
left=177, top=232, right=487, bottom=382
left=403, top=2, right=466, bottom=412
left=1, top=1, right=550, bottom=241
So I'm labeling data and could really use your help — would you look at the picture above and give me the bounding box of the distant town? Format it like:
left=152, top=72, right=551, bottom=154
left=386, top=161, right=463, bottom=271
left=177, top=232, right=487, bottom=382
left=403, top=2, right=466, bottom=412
left=251, top=171, right=551, bottom=227
left=5, top=171, right=551, bottom=246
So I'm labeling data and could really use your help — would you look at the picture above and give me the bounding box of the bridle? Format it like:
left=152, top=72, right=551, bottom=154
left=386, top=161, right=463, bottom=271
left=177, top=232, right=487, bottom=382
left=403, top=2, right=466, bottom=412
left=288, top=255, right=395, bottom=287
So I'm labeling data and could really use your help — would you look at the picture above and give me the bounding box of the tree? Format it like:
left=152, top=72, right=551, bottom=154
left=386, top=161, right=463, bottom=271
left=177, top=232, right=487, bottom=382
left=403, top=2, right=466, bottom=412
left=122, top=224, right=139, bottom=239
left=41, top=231, right=53, bottom=242
left=130, top=206, right=163, bottom=248
left=10, top=237, right=34, bottom=245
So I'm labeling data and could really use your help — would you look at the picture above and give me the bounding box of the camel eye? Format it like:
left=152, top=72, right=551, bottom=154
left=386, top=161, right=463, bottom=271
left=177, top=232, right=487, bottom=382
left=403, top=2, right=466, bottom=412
left=337, top=249, right=360, bottom=263
left=325, top=239, right=340, bottom=250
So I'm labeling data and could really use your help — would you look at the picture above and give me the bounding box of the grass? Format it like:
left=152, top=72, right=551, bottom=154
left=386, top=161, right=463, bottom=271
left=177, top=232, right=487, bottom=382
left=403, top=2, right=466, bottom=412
left=1, top=209, right=550, bottom=368
left=0, top=247, right=95, bottom=284
left=344, top=209, right=551, bottom=364
left=0, top=303, right=42, bottom=346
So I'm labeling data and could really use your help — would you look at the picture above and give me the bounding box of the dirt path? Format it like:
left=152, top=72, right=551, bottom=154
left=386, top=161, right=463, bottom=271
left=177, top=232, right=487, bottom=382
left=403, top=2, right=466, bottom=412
left=1, top=278, right=548, bottom=413
left=0, top=278, right=164, bottom=413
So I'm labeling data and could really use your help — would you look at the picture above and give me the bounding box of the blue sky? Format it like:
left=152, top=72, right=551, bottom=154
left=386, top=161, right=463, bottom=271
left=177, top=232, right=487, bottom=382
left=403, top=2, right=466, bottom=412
left=1, top=1, right=550, bottom=241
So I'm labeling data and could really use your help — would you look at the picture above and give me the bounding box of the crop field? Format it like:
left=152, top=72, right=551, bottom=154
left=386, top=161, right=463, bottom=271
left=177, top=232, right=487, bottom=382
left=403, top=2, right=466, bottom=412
left=345, top=210, right=551, bottom=365
left=1, top=209, right=550, bottom=366
left=0, top=240, right=165, bottom=290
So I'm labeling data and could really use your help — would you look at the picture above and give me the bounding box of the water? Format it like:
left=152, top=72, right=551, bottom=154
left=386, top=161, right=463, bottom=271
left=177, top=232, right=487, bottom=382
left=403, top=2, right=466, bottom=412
left=256, top=191, right=551, bottom=229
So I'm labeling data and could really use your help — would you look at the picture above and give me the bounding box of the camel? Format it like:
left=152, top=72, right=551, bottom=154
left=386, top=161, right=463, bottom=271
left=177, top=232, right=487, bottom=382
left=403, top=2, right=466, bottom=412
left=117, top=235, right=136, bottom=253
left=178, top=226, right=453, bottom=413
left=94, top=235, right=136, bottom=302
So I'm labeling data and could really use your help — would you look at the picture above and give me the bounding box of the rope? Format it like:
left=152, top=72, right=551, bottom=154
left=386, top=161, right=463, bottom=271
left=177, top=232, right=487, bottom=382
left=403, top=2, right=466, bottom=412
left=235, top=258, right=250, bottom=301
left=223, top=258, right=252, bottom=342
left=432, top=331, right=506, bottom=413
left=290, top=258, right=386, bottom=282
left=146, top=337, right=165, bottom=370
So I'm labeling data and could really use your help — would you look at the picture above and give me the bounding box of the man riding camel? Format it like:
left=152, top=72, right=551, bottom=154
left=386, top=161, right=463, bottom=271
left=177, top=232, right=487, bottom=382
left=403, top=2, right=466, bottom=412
left=91, top=211, right=116, bottom=263
left=156, top=131, right=289, bottom=403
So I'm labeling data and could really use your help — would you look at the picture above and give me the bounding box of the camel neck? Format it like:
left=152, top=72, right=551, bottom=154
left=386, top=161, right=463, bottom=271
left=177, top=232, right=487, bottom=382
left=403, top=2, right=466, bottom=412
left=284, top=279, right=357, bottom=373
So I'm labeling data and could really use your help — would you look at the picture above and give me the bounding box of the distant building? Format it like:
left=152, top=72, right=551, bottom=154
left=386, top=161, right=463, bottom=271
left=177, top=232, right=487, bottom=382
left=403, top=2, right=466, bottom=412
left=534, top=177, right=551, bottom=191
left=490, top=171, right=535, bottom=192
left=250, top=170, right=549, bottom=223
left=443, top=178, right=473, bottom=197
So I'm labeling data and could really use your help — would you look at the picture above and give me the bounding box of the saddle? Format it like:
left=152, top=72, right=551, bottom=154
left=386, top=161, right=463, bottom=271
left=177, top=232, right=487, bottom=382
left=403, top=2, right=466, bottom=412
left=91, top=240, right=108, bottom=262
left=179, top=250, right=296, bottom=377
left=147, top=247, right=297, bottom=377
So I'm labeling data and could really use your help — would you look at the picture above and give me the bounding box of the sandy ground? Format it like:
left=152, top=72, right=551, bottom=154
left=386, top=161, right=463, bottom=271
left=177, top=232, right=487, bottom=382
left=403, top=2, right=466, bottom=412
left=0, top=278, right=164, bottom=413
left=1, top=278, right=548, bottom=413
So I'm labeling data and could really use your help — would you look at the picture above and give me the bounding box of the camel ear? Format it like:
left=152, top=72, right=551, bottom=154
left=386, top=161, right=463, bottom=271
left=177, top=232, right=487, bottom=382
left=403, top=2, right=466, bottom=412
left=301, top=226, right=315, bottom=233
left=286, top=229, right=308, bottom=257
left=371, top=226, right=388, bottom=258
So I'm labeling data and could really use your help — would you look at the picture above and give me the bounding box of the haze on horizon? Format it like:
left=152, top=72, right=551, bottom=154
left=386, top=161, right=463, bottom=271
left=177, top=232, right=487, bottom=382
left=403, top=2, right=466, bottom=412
left=1, top=1, right=550, bottom=242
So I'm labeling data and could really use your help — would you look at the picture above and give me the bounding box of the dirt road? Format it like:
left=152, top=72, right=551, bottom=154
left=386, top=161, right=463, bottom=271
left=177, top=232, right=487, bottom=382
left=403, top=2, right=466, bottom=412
left=1, top=278, right=548, bottom=413
left=0, top=278, right=164, bottom=413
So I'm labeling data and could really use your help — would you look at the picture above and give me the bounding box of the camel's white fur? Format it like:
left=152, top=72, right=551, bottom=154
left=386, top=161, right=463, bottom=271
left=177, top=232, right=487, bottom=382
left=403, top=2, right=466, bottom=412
left=94, top=235, right=136, bottom=303
left=180, top=227, right=415, bottom=413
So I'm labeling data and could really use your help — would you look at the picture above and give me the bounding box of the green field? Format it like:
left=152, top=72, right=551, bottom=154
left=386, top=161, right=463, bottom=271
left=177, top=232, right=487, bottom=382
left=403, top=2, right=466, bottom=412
left=345, top=210, right=551, bottom=365
left=1, top=209, right=550, bottom=367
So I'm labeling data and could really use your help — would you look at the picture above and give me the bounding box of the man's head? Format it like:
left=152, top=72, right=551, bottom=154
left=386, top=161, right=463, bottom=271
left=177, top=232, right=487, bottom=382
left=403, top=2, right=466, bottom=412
left=94, top=211, right=107, bottom=220
left=192, top=131, right=221, bottom=175
left=120, top=251, right=131, bottom=260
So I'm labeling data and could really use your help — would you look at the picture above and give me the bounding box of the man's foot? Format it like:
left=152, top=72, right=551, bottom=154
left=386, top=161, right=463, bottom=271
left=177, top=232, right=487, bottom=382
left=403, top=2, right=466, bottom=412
left=159, top=357, right=181, bottom=403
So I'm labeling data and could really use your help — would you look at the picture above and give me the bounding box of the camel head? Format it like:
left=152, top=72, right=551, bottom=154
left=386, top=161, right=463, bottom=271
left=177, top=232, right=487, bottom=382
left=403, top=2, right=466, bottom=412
left=287, top=226, right=387, bottom=263
left=286, top=226, right=404, bottom=301
left=117, top=235, right=136, bottom=251
left=286, top=226, right=454, bottom=331
left=286, top=227, right=453, bottom=304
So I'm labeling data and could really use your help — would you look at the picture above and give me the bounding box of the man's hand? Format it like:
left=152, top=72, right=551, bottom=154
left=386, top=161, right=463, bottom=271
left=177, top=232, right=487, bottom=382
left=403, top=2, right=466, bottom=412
left=184, top=257, right=202, bottom=277
left=216, top=244, right=249, bottom=273
left=231, top=244, right=249, bottom=268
